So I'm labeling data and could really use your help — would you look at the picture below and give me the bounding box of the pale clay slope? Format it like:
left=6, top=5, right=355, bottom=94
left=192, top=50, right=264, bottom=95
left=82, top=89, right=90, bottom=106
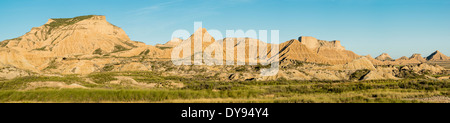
left=0, top=15, right=146, bottom=74
left=329, top=57, right=376, bottom=71
left=0, top=15, right=448, bottom=81
left=4, top=16, right=133, bottom=55
left=375, top=53, right=394, bottom=61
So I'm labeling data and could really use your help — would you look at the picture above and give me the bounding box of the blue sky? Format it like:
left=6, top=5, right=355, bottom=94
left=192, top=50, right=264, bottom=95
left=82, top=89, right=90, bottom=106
left=0, top=0, right=449, bottom=58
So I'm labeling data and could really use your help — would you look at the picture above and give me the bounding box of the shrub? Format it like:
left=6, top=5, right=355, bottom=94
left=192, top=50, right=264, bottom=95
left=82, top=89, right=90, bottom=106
left=156, top=46, right=172, bottom=50
left=0, top=75, right=83, bottom=90
left=350, top=69, right=371, bottom=80
left=102, top=64, right=114, bottom=72
left=43, top=60, right=58, bottom=70
left=33, top=46, right=47, bottom=51
left=254, top=64, right=271, bottom=71
left=123, top=41, right=137, bottom=48
left=396, top=70, right=423, bottom=79
left=235, top=66, right=247, bottom=72
left=139, top=49, right=150, bottom=56
left=88, top=73, right=117, bottom=84
left=93, top=48, right=103, bottom=55
left=47, top=15, right=95, bottom=28
left=112, top=45, right=129, bottom=53
left=0, top=40, right=10, bottom=47
left=46, top=15, right=96, bottom=34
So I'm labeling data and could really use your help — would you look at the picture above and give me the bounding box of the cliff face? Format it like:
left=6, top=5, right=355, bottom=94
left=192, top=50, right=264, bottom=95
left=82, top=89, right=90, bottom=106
left=168, top=29, right=362, bottom=65
left=276, top=36, right=360, bottom=65
left=299, top=36, right=345, bottom=51
left=0, top=48, right=39, bottom=72
left=1, top=15, right=135, bottom=56
left=170, top=28, right=271, bottom=65
left=0, top=15, right=447, bottom=80
left=0, top=15, right=146, bottom=74
left=276, top=39, right=328, bottom=63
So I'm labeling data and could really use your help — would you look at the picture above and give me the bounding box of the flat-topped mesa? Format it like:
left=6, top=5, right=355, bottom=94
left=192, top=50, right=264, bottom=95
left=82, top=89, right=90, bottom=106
left=46, top=15, right=106, bottom=24
left=375, top=53, right=394, bottom=61
left=298, top=36, right=345, bottom=51
left=427, top=50, right=449, bottom=61
left=276, top=36, right=359, bottom=65
left=300, top=36, right=359, bottom=64
left=1, top=15, right=134, bottom=56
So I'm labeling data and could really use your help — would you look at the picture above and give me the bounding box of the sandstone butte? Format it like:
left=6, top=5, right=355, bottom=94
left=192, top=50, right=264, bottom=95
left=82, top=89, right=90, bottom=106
left=427, top=50, right=449, bottom=61
left=375, top=53, right=394, bottom=61
left=0, top=15, right=448, bottom=80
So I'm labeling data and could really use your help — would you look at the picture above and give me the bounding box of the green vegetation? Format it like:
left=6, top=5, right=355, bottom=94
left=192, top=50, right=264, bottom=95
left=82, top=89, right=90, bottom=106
left=432, top=74, right=450, bottom=78
left=112, top=45, right=129, bottom=53
left=102, top=64, right=115, bottom=72
left=12, top=37, right=22, bottom=41
left=47, top=15, right=95, bottom=28
left=123, top=41, right=137, bottom=48
left=43, top=60, right=58, bottom=70
left=0, top=71, right=448, bottom=103
left=93, top=48, right=103, bottom=55
left=88, top=72, right=117, bottom=84
left=0, top=89, right=262, bottom=103
left=0, top=37, right=24, bottom=47
left=32, top=46, right=47, bottom=51
left=350, top=69, right=371, bottom=80
left=156, top=46, right=172, bottom=50
left=397, top=70, right=424, bottom=79
left=139, top=49, right=150, bottom=56
left=0, top=75, right=83, bottom=90
left=46, top=15, right=97, bottom=34
left=0, top=40, right=10, bottom=47
left=254, top=64, right=273, bottom=72
left=235, top=66, right=247, bottom=72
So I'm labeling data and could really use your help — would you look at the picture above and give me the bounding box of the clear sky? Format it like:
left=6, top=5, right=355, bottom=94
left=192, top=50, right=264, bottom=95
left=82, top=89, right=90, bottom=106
left=0, top=0, right=449, bottom=58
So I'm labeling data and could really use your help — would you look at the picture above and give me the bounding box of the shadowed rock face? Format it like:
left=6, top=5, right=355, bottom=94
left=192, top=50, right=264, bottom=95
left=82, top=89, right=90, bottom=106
left=427, top=50, right=449, bottom=61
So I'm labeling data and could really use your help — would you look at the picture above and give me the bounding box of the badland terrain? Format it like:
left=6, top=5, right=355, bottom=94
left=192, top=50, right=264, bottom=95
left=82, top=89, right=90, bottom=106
left=0, top=15, right=448, bottom=103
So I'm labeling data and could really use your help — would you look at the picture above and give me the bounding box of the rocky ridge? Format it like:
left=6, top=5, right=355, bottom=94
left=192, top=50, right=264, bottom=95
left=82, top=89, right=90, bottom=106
left=0, top=15, right=448, bottom=81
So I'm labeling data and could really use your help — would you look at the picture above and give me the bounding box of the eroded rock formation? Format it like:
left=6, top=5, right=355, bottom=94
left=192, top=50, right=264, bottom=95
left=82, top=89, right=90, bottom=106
left=0, top=15, right=448, bottom=81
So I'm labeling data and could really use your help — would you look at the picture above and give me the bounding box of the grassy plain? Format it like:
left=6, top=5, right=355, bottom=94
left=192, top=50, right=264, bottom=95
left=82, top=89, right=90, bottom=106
left=0, top=71, right=448, bottom=103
